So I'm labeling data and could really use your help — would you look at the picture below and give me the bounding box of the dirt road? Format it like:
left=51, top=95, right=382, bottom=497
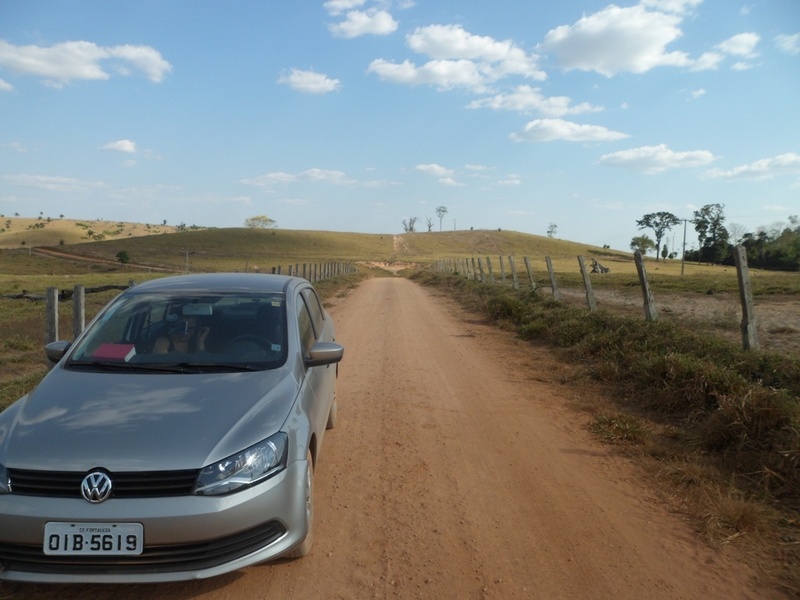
left=2, top=277, right=783, bottom=600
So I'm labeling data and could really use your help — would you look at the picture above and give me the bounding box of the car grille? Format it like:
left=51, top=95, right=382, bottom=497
left=0, top=521, right=287, bottom=575
left=7, top=469, right=199, bottom=498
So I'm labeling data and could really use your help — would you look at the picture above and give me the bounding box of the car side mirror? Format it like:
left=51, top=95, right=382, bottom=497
left=304, top=342, right=344, bottom=368
left=45, top=340, right=72, bottom=363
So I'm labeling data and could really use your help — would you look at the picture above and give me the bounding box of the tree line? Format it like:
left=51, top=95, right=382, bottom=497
left=632, top=204, right=799, bottom=271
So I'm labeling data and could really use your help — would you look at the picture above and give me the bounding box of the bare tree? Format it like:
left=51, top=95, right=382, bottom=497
left=402, top=217, right=418, bottom=233
left=727, top=222, right=746, bottom=245
left=425, top=217, right=434, bottom=232
left=435, top=206, right=448, bottom=231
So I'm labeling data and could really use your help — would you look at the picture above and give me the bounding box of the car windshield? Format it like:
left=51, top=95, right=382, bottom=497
left=66, top=291, right=287, bottom=372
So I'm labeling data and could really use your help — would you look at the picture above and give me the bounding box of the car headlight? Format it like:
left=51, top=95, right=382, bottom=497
left=194, top=433, right=288, bottom=496
left=0, top=463, right=9, bottom=494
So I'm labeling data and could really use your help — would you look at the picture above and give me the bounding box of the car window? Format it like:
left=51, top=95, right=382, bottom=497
left=297, top=298, right=317, bottom=357
left=301, top=288, right=325, bottom=334
left=66, top=291, right=288, bottom=371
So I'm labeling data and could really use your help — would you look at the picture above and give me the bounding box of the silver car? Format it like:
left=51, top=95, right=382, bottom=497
left=0, top=273, right=343, bottom=583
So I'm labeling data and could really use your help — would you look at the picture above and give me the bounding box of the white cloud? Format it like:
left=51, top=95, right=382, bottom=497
left=467, top=84, right=602, bottom=117
left=0, top=40, right=171, bottom=87
left=416, top=163, right=462, bottom=185
left=277, top=68, right=341, bottom=94
left=703, top=152, right=800, bottom=180
left=641, top=0, right=702, bottom=14
left=323, top=0, right=366, bottom=16
left=498, top=175, right=522, bottom=186
left=690, top=88, right=706, bottom=99
left=510, top=118, right=629, bottom=142
left=368, top=58, right=486, bottom=91
left=597, top=144, right=716, bottom=173
left=101, top=139, right=137, bottom=153
left=775, top=33, right=800, bottom=55
left=763, top=205, right=793, bottom=213
left=416, top=163, right=454, bottom=177
left=3, top=173, right=105, bottom=192
left=369, top=24, right=544, bottom=92
left=0, top=78, right=12, bottom=92
left=329, top=9, right=398, bottom=38
left=241, top=168, right=356, bottom=187
left=540, top=3, right=693, bottom=76
left=716, top=33, right=760, bottom=57
left=691, top=51, right=724, bottom=71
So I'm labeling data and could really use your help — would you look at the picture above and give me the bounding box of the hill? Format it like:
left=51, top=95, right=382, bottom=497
left=0, top=223, right=632, bottom=276
left=0, top=216, right=185, bottom=249
left=2, top=221, right=797, bottom=297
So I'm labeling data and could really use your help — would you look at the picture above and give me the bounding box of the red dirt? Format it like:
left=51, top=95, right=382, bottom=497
left=1, top=277, right=787, bottom=599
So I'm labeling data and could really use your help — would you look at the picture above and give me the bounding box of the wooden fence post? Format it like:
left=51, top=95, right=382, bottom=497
left=577, top=256, right=598, bottom=311
left=499, top=256, right=506, bottom=284
left=523, top=257, right=537, bottom=292
left=545, top=256, right=561, bottom=301
left=477, top=258, right=486, bottom=282
left=509, top=256, right=519, bottom=290
left=485, top=257, right=495, bottom=283
left=633, top=252, right=658, bottom=322
left=733, top=245, right=759, bottom=351
left=72, top=285, right=86, bottom=338
left=45, top=287, right=58, bottom=344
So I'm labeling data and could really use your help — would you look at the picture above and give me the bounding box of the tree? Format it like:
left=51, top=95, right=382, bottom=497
left=630, top=235, right=656, bottom=256
left=727, top=222, right=746, bottom=245
left=661, top=244, right=669, bottom=260
left=116, top=250, right=131, bottom=265
left=435, top=206, right=448, bottom=231
left=425, top=217, right=434, bottom=232
left=547, top=223, right=557, bottom=238
left=635, top=212, right=680, bottom=261
left=402, top=217, right=418, bottom=233
left=244, top=215, right=277, bottom=229
left=693, top=203, right=729, bottom=264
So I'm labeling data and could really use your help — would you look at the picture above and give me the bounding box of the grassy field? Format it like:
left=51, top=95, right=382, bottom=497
left=1, top=225, right=798, bottom=293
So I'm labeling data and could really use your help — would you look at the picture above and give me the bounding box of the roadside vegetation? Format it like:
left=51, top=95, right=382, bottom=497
left=410, top=268, right=800, bottom=596
left=1, top=225, right=797, bottom=592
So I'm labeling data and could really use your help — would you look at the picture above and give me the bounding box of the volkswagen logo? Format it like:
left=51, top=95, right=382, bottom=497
left=81, top=472, right=113, bottom=504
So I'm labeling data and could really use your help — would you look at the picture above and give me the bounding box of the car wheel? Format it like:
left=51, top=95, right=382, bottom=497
left=326, top=391, right=338, bottom=430
left=286, top=450, right=314, bottom=558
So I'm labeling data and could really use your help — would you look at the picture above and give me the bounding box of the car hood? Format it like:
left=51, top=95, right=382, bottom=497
left=0, top=366, right=299, bottom=472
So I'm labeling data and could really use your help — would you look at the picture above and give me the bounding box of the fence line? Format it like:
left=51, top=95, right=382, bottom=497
left=435, top=248, right=760, bottom=352
left=43, top=261, right=356, bottom=344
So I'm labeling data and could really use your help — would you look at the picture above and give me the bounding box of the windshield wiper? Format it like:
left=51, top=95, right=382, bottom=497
left=67, top=360, right=263, bottom=374
left=183, top=363, right=264, bottom=372
left=67, top=361, right=195, bottom=374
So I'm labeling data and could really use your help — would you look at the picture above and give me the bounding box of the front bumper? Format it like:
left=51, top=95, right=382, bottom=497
left=0, top=459, right=309, bottom=583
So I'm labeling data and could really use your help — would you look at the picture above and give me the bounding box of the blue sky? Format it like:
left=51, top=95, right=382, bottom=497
left=1, top=0, right=798, bottom=252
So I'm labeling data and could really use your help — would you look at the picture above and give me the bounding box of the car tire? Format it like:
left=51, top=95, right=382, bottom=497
left=286, top=450, right=314, bottom=558
left=326, top=392, right=338, bottom=430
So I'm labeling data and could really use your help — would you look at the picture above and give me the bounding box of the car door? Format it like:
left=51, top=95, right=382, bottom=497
left=295, top=287, right=332, bottom=442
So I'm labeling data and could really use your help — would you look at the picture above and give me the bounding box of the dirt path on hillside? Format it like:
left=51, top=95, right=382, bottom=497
left=2, top=278, right=785, bottom=600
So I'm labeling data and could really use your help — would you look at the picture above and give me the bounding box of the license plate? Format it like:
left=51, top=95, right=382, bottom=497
left=43, top=522, right=143, bottom=556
